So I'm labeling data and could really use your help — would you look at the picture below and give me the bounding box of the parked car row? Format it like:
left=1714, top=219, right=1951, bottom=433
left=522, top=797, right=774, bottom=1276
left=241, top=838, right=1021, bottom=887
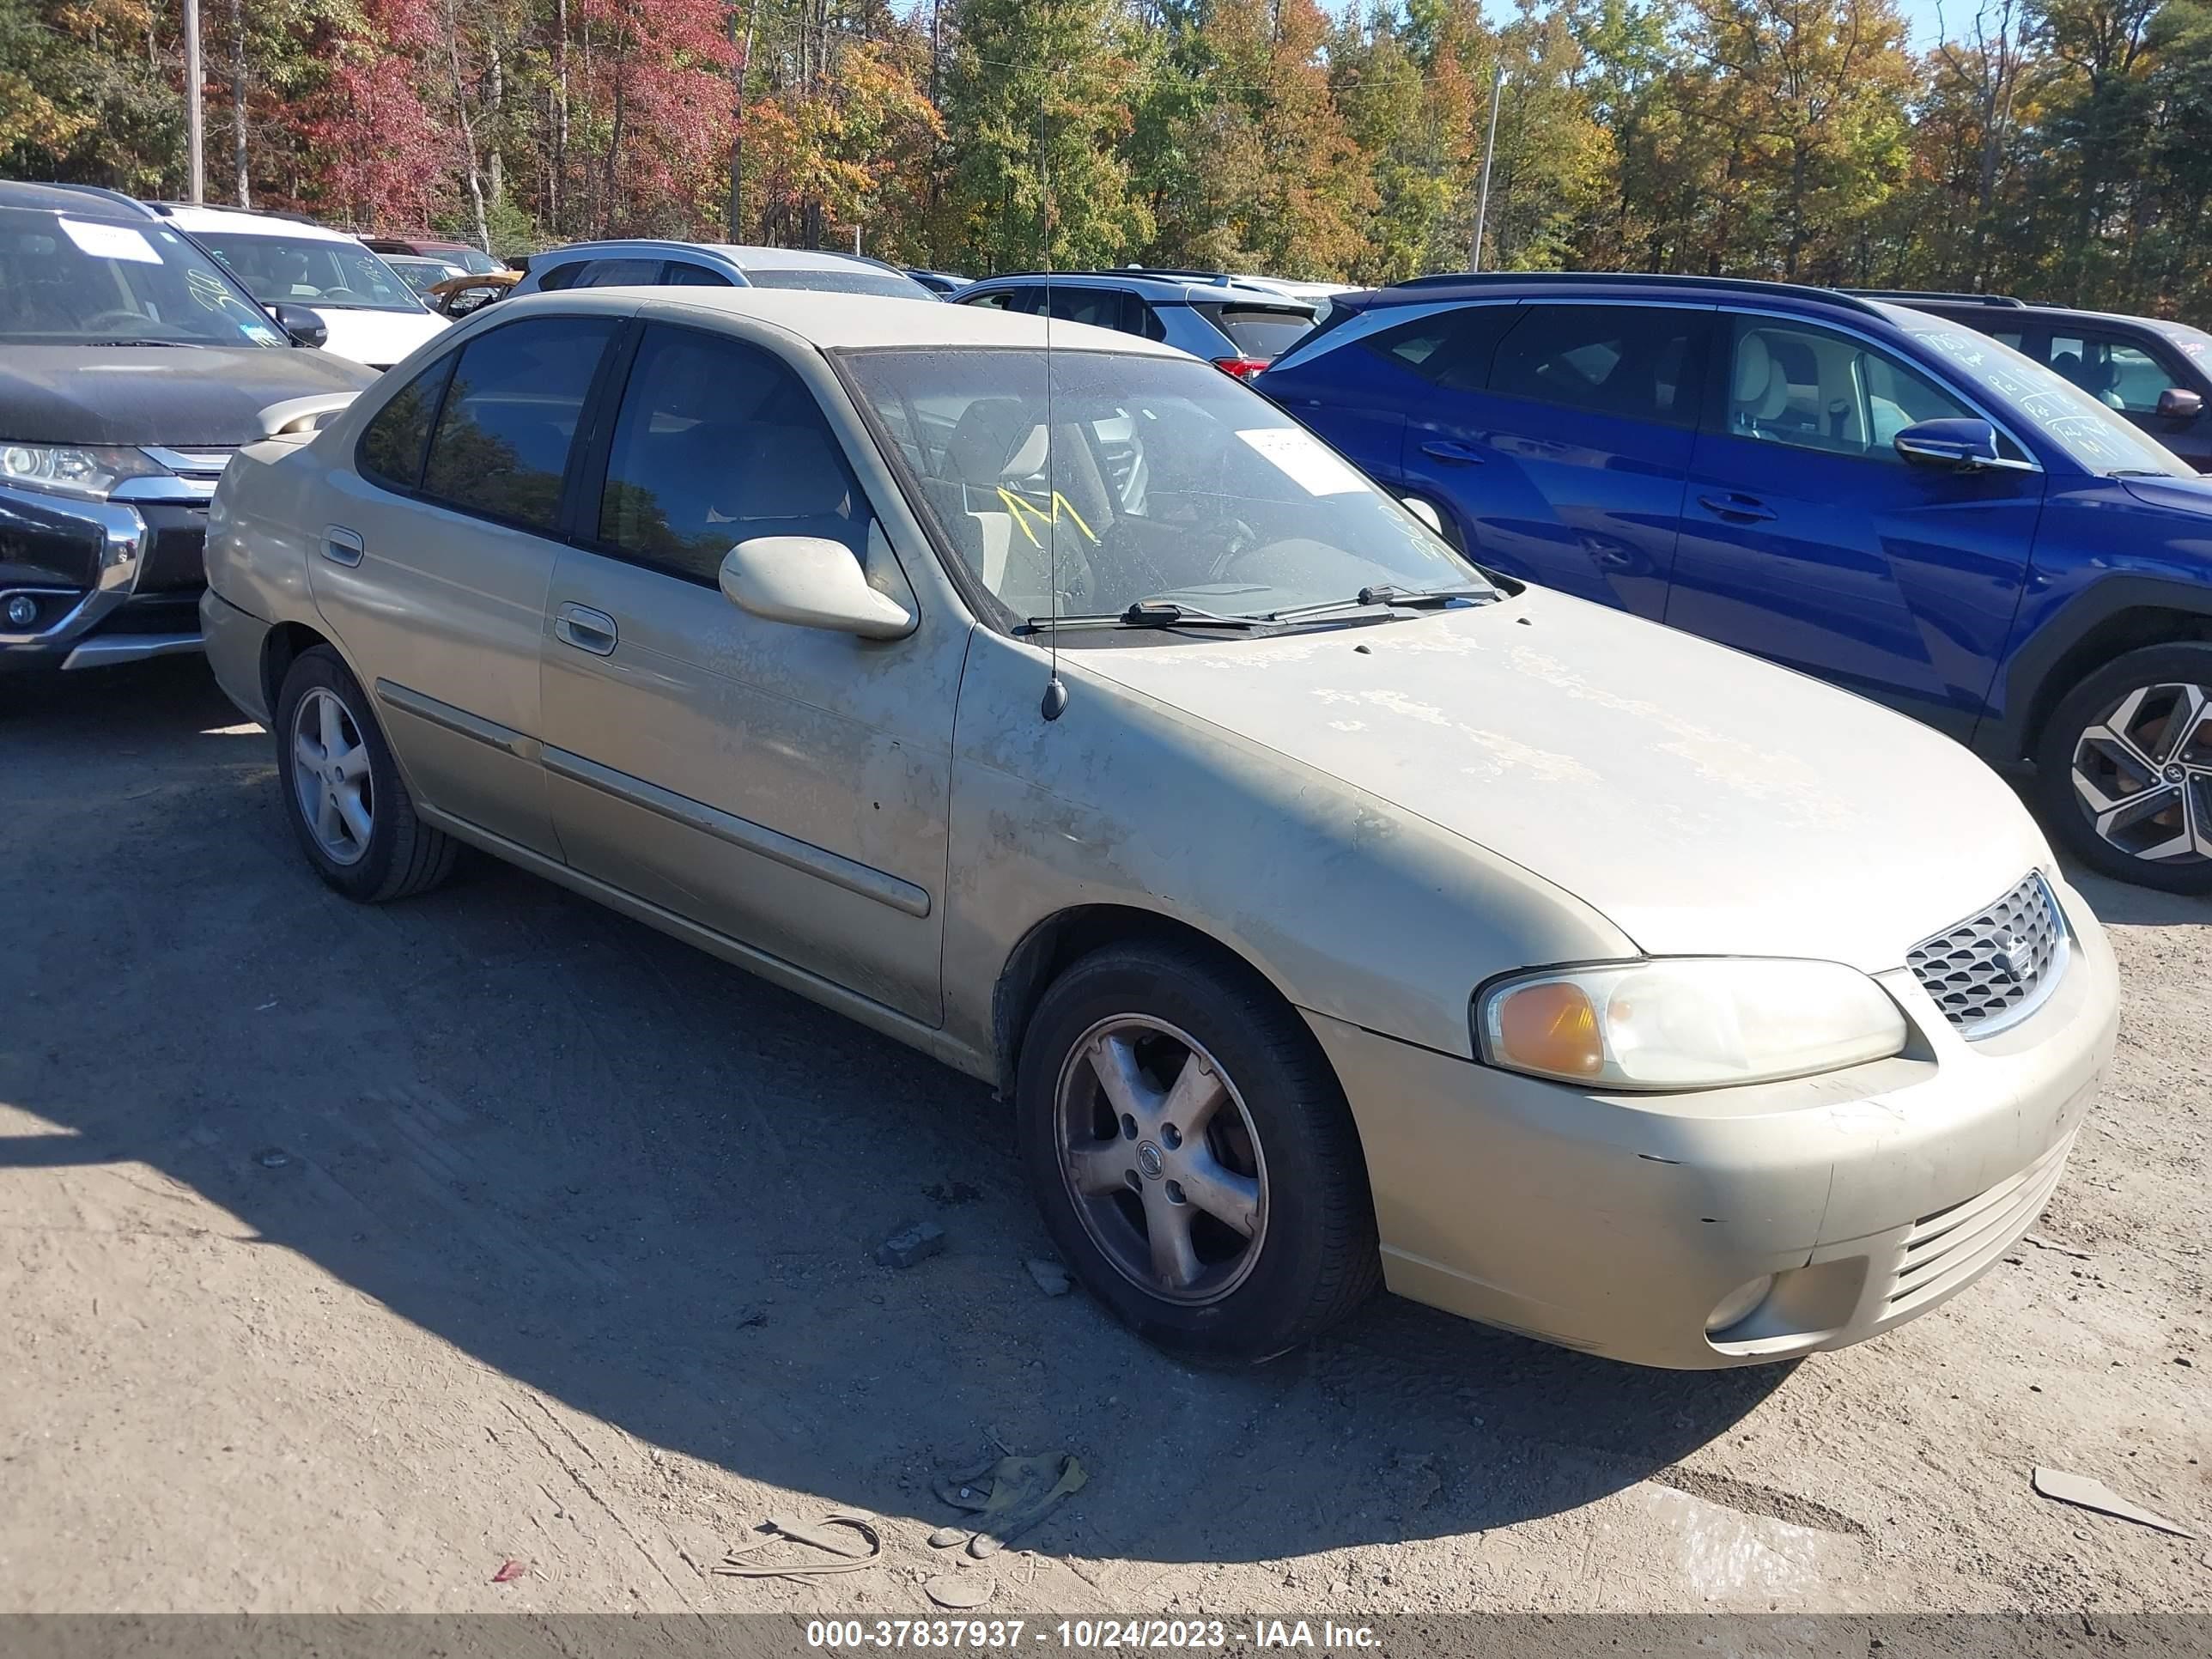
left=182, top=283, right=2119, bottom=1373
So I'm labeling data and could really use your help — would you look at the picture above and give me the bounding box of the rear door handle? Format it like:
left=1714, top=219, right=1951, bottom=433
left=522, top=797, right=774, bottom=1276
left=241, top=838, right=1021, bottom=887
left=1419, top=439, right=1487, bottom=465
left=1697, top=493, right=1778, bottom=523
left=321, top=526, right=364, bottom=566
left=554, top=603, right=618, bottom=657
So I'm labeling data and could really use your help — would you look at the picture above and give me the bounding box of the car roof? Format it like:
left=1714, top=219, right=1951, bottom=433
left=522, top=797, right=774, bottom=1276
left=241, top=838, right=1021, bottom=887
left=508, top=286, right=1186, bottom=356
left=155, top=204, right=364, bottom=243
left=958, top=270, right=1316, bottom=307
left=532, top=240, right=897, bottom=274
left=0, top=181, right=156, bottom=219
left=1343, top=270, right=1893, bottom=320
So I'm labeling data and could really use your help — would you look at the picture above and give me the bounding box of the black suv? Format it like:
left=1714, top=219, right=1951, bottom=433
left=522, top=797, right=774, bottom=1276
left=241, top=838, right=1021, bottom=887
left=1856, top=291, right=2211, bottom=471
left=1, top=181, right=374, bottom=673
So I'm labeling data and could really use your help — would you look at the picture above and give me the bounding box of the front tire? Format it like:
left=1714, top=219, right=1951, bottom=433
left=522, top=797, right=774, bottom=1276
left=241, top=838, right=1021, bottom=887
left=2034, top=642, right=2212, bottom=894
left=274, top=645, right=457, bottom=902
left=1016, top=941, right=1380, bottom=1361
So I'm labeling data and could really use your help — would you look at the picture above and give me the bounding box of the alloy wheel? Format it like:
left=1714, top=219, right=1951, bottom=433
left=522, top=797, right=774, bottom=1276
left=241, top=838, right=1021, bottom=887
left=1053, top=1015, right=1269, bottom=1305
left=2070, top=680, right=2212, bottom=866
left=290, top=685, right=374, bottom=866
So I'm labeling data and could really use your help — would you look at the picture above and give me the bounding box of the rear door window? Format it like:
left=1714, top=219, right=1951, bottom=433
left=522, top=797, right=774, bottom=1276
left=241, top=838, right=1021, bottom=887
left=1489, top=303, right=1705, bottom=428
left=1042, top=286, right=1130, bottom=331
left=572, top=258, right=664, bottom=289
left=420, top=316, right=617, bottom=532
left=663, top=261, right=733, bottom=287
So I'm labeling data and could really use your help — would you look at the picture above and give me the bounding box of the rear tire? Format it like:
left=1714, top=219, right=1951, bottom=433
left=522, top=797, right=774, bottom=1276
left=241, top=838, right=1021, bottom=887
left=1016, top=940, right=1380, bottom=1361
left=2033, top=641, right=2212, bottom=894
left=273, top=645, right=457, bottom=902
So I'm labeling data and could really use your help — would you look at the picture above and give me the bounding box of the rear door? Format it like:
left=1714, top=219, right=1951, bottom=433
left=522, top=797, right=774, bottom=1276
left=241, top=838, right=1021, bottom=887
left=537, top=321, right=957, bottom=1022
left=315, top=313, right=619, bottom=855
left=1397, top=300, right=1710, bottom=620
left=1666, top=310, right=2044, bottom=738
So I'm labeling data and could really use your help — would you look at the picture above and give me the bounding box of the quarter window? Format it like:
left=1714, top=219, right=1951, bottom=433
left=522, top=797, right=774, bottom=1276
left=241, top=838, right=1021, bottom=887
left=1490, top=304, right=1702, bottom=427
left=420, top=316, right=616, bottom=532
left=594, top=324, right=869, bottom=585
left=1721, top=316, right=1977, bottom=460
left=357, top=353, right=454, bottom=490
left=1367, top=306, right=1515, bottom=391
left=663, top=262, right=732, bottom=287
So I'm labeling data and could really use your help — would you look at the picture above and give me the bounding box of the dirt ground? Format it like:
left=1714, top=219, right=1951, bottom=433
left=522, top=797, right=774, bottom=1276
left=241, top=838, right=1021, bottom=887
left=2, top=659, right=2205, bottom=1618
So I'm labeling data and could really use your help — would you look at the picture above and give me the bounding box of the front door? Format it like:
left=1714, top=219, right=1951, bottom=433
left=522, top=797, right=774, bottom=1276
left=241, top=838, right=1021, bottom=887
left=538, top=322, right=957, bottom=1024
left=1666, top=313, right=2045, bottom=739
left=314, top=313, right=620, bottom=855
left=1398, top=301, right=1711, bottom=622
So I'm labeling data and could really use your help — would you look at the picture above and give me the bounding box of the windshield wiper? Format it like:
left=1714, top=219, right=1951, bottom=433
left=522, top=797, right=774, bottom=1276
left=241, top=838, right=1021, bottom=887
left=81, top=337, right=204, bottom=349
left=1021, top=599, right=1261, bottom=634
left=1266, top=584, right=1494, bottom=623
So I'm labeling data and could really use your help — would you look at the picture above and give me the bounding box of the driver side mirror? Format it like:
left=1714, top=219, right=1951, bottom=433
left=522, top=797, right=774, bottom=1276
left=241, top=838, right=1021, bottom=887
left=719, top=536, right=915, bottom=641
left=268, top=302, right=327, bottom=349
left=1893, top=417, right=2002, bottom=471
left=2156, top=386, right=2204, bottom=422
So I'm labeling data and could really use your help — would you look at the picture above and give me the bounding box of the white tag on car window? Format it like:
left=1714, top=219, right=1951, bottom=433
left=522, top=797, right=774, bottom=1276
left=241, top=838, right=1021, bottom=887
left=59, top=218, right=163, bottom=265
left=1236, top=426, right=1367, bottom=495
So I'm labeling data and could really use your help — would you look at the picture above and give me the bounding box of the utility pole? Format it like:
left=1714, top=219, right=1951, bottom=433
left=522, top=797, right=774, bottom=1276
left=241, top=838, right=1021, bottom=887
left=183, top=0, right=205, bottom=203
left=1469, top=63, right=1504, bottom=273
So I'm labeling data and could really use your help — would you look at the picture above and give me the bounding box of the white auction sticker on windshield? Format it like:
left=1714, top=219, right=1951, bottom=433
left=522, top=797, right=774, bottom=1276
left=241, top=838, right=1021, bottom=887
left=59, top=218, right=163, bottom=265
left=1236, top=426, right=1368, bottom=495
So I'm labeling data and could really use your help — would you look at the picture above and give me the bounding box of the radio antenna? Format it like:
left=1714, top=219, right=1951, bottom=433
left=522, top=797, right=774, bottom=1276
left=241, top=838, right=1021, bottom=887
left=1038, top=99, right=1066, bottom=721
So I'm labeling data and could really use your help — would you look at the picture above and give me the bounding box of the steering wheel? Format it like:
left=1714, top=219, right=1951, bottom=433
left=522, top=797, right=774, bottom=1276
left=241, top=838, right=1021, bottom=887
left=1200, top=516, right=1261, bottom=581
left=81, top=310, right=160, bottom=333
left=321, top=288, right=363, bottom=303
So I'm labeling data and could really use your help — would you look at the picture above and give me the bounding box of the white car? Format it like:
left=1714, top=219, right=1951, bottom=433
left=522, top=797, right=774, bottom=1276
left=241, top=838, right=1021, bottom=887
left=156, top=204, right=449, bottom=371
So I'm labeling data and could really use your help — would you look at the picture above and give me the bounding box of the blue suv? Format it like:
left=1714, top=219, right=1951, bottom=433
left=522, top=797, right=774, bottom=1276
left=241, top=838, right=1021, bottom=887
left=1259, top=273, right=2212, bottom=893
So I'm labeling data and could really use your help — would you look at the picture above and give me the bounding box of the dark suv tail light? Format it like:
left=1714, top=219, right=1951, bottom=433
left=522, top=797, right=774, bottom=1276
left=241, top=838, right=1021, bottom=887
left=1212, top=356, right=1270, bottom=380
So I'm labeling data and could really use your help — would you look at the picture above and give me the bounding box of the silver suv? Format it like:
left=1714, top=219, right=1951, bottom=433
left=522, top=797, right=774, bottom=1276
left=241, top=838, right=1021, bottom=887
left=509, top=240, right=938, bottom=301
left=949, top=270, right=1317, bottom=378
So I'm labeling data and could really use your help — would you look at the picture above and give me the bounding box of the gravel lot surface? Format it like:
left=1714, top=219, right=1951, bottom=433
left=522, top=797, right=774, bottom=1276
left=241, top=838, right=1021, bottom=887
left=3, top=659, right=2204, bottom=1615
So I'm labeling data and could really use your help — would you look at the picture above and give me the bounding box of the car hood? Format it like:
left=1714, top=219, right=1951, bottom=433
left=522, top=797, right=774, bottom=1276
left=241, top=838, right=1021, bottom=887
left=309, top=307, right=448, bottom=369
left=1071, top=588, right=2051, bottom=972
left=0, top=345, right=376, bottom=446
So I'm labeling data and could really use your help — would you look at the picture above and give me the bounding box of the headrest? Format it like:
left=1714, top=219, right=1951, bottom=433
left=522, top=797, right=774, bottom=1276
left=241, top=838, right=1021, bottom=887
left=945, top=398, right=1049, bottom=486
left=1733, top=333, right=1773, bottom=403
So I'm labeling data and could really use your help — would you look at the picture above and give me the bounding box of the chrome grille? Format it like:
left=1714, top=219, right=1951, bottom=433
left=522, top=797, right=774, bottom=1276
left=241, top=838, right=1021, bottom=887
left=1906, top=872, right=2067, bottom=1037
left=1887, top=1133, right=2074, bottom=1317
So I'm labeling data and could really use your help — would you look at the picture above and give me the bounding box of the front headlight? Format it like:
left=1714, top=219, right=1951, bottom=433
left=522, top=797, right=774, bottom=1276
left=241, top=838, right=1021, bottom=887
left=0, top=443, right=168, bottom=501
left=1475, top=958, right=1907, bottom=1091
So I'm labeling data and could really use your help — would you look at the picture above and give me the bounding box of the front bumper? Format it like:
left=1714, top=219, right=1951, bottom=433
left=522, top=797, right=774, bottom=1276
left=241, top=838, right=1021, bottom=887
left=0, top=480, right=210, bottom=672
left=1309, top=872, right=2121, bottom=1369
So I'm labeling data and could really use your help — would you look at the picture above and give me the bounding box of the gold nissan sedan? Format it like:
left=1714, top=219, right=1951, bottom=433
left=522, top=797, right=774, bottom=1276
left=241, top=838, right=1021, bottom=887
left=200, top=289, right=2119, bottom=1368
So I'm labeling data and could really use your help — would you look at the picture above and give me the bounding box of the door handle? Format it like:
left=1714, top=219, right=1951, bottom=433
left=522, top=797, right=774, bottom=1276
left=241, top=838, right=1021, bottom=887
left=1697, top=493, right=1778, bottom=523
left=554, top=603, right=618, bottom=657
left=321, top=526, right=364, bottom=567
left=1419, top=439, right=1487, bottom=465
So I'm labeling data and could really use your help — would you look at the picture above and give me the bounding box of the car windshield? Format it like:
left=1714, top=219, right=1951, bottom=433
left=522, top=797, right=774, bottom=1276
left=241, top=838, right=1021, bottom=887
left=0, top=206, right=287, bottom=347
left=743, top=266, right=937, bottom=301
left=388, top=258, right=465, bottom=295
left=1885, top=308, right=2192, bottom=477
left=1206, top=304, right=1316, bottom=358
left=196, top=231, right=425, bottom=312
left=843, top=347, right=1492, bottom=630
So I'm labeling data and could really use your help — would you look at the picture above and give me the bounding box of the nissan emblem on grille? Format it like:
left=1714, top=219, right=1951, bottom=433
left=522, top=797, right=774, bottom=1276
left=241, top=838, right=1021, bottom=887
left=1906, top=872, right=2069, bottom=1038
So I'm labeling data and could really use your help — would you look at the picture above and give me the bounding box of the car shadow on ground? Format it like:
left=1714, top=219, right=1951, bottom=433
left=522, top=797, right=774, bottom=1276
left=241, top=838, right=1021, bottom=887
left=2, top=659, right=1788, bottom=1566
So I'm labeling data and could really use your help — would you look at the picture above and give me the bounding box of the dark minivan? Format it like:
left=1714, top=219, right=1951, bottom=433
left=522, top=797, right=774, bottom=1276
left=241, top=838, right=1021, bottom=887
left=1, top=181, right=374, bottom=673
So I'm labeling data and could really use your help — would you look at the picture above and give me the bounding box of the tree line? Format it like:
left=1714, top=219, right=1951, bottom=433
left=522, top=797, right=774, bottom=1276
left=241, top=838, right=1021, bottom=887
left=5, top=0, right=2209, bottom=321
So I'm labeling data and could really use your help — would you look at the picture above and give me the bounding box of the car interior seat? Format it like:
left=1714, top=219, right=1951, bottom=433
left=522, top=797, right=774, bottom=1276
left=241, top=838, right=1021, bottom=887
left=1731, top=333, right=1790, bottom=435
